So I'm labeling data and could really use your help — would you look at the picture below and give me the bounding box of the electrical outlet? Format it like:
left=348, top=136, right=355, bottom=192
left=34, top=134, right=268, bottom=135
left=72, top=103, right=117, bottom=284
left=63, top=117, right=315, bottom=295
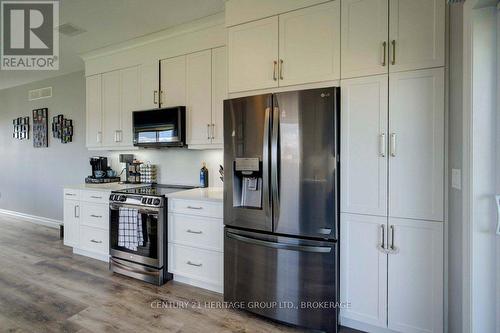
left=451, top=169, right=461, bottom=190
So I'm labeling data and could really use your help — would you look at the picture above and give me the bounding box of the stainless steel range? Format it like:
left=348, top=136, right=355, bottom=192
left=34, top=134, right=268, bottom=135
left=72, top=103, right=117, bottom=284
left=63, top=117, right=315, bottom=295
left=109, top=184, right=194, bottom=285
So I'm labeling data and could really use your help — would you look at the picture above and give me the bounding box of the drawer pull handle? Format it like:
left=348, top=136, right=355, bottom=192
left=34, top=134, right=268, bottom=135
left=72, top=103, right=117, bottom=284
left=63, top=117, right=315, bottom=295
left=90, top=215, right=102, bottom=218
left=186, top=261, right=202, bottom=267
left=187, top=229, right=203, bottom=234
left=90, top=239, right=103, bottom=244
left=90, top=196, right=103, bottom=199
left=65, top=193, right=76, bottom=196
left=186, top=206, right=203, bottom=210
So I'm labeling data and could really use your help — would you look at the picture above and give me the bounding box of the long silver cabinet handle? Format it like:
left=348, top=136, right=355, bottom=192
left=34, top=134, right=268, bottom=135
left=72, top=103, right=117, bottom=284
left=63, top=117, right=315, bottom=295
left=90, top=196, right=103, bottom=199
left=153, top=91, right=158, bottom=105
left=187, top=229, right=203, bottom=234
left=90, top=214, right=102, bottom=218
left=187, top=261, right=202, bottom=267
left=211, top=124, right=215, bottom=139
left=187, top=206, right=203, bottom=210
left=279, top=59, right=284, bottom=80
left=389, top=225, right=399, bottom=254
left=91, top=239, right=103, bottom=244
left=379, top=133, right=386, bottom=157
left=382, top=41, right=387, bottom=66
left=207, top=124, right=211, bottom=140
left=391, top=40, right=396, bottom=65
left=377, top=224, right=389, bottom=253
left=390, top=133, right=397, bottom=157
left=273, top=61, right=278, bottom=81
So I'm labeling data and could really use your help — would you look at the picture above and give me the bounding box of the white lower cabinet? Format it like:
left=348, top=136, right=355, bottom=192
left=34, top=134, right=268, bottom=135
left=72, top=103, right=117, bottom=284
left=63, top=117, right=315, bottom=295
left=340, top=213, right=387, bottom=328
left=63, top=188, right=110, bottom=262
left=387, top=218, right=443, bottom=333
left=340, top=213, right=443, bottom=333
left=168, top=198, right=223, bottom=293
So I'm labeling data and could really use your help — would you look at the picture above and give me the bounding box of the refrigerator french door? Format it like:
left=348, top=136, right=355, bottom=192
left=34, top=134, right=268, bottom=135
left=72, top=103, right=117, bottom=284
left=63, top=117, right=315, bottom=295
left=223, top=87, right=340, bottom=333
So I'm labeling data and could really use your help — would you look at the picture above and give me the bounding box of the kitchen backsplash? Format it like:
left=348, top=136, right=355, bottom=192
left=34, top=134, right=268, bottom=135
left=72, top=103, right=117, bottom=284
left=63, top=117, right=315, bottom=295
left=104, top=149, right=223, bottom=188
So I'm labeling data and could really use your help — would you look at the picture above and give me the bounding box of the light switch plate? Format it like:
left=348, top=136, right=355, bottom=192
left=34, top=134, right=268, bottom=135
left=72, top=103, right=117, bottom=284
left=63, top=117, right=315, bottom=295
left=451, top=169, right=461, bottom=190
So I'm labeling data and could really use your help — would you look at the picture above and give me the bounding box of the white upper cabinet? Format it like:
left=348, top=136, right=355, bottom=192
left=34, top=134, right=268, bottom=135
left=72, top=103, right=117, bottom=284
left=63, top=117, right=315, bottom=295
left=340, top=213, right=388, bottom=329
left=228, top=1, right=340, bottom=93
left=186, top=50, right=213, bottom=146
left=120, top=66, right=140, bottom=146
left=86, top=75, right=102, bottom=148
left=387, top=218, right=443, bottom=333
left=211, top=47, right=227, bottom=145
left=228, top=16, right=279, bottom=93
left=341, top=0, right=388, bottom=78
left=101, top=71, right=121, bottom=147
left=160, top=55, right=187, bottom=107
left=278, top=1, right=340, bottom=86
left=139, top=62, right=160, bottom=109
left=341, top=75, right=388, bottom=216
left=389, top=0, right=445, bottom=73
left=388, top=68, right=444, bottom=221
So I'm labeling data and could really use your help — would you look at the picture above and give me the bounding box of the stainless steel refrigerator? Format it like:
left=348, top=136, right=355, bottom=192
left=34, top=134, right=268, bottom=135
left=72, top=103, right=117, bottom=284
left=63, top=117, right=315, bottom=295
left=223, top=87, right=340, bottom=333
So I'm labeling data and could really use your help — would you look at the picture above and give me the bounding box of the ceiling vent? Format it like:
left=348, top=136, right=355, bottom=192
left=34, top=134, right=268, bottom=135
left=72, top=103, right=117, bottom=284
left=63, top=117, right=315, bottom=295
left=57, top=23, right=86, bottom=37
left=29, top=87, right=52, bottom=101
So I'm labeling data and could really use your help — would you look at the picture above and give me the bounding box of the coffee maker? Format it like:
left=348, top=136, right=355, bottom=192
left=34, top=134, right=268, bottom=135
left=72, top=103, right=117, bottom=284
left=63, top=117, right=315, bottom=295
left=86, top=157, right=120, bottom=184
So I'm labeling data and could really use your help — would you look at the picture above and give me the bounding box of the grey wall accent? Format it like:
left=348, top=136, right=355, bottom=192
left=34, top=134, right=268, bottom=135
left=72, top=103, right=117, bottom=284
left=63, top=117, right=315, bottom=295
left=0, top=72, right=223, bottom=222
left=0, top=71, right=92, bottom=221
left=448, top=4, right=464, bottom=333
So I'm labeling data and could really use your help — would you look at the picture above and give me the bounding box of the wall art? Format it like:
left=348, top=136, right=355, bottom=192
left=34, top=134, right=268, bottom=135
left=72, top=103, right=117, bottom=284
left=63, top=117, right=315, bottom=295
left=32, top=108, right=48, bottom=148
left=13, top=117, right=30, bottom=140
left=52, top=114, right=73, bottom=143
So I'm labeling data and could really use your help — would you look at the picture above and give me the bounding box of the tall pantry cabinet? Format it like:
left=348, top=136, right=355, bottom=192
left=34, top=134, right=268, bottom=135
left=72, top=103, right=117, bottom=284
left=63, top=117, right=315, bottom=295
left=339, top=1, right=445, bottom=333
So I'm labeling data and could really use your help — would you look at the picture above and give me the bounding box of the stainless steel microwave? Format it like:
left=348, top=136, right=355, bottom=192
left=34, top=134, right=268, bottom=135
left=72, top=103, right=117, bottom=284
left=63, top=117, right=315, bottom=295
left=133, top=107, right=186, bottom=147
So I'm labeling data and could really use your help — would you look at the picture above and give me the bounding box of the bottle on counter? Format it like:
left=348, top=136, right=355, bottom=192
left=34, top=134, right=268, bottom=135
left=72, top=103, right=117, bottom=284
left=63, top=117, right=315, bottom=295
left=200, top=162, right=209, bottom=188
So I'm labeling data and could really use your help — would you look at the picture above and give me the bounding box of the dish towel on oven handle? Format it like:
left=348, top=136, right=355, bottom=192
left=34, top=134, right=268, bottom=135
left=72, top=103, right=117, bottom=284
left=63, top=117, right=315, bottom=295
left=118, top=207, right=144, bottom=251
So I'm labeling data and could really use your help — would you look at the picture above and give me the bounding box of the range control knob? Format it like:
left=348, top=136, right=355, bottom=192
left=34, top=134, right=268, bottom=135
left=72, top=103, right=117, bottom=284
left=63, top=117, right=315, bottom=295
left=119, top=195, right=126, bottom=202
left=141, top=198, right=147, bottom=204
left=147, top=198, right=153, bottom=205
left=153, top=199, right=161, bottom=206
left=109, top=194, right=114, bottom=201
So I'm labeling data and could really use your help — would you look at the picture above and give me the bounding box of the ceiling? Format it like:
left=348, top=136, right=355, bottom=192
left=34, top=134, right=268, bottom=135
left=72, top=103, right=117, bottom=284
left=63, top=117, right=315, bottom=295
left=0, top=0, right=225, bottom=91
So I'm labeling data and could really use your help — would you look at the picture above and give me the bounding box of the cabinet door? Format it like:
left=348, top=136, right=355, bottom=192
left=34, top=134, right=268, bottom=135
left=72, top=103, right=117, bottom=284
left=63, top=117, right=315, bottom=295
left=341, top=75, right=388, bottom=216
left=101, top=70, right=121, bottom=147
left=387, top=218, right=443, bottom=333
left=341, top=0, right=388, bottom=78
left=389, top=0, right=445, bottom=72
left=186, top=50, right=212, bottom=146
left=85, top=75, right=102, bottom=148
left=389, top=68, right=444, bottom=221
left=160, top=55, right=186, bottom=107
left=63, top=199, right=79, bottom=247
left=228, top=16, right=279, bottom=92
left=120, top=66, right=140, bottom=147
left=211, top=47, right=227, bottom=145
left=278, top=1, right=340, bottom=86
left=340, top=213, right=387, bottom=328
left=139, top=62, right=160, bottom=109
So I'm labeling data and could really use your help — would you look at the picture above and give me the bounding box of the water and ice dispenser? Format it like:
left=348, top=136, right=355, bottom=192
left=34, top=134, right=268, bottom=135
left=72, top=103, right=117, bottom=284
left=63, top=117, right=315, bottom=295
left=232, top=158, right=262, bottom=209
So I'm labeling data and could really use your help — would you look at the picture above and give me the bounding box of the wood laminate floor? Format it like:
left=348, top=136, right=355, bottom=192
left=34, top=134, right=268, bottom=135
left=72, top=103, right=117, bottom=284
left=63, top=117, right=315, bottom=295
left=0, top=215, right=364, bottom=333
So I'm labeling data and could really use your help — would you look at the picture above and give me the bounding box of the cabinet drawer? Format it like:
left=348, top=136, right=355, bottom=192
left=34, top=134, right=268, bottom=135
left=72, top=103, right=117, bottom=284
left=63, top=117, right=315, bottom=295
left=80, top=203, right=109, bottom=230
left=81, top=190, right=109, bottom=204
left=78, top=225, right=108, bottom=255
left=64, top=189, right=80, bottom=200
left=168, top=244, right=222, bottom=285
left=169, top=199, right=223, bottom=218
left=168, top=213, right=223, bottom=252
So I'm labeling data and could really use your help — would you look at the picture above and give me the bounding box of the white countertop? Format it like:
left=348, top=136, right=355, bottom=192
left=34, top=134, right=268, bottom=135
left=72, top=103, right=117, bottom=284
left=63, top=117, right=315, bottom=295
left=64, top=183, right=145, bottom=192
left=167, top=187, right=223, bottom=203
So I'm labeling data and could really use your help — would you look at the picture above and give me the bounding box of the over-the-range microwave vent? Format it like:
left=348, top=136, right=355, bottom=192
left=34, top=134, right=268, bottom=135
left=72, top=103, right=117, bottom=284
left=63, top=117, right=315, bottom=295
left=28, top=87, right=52, bottom=101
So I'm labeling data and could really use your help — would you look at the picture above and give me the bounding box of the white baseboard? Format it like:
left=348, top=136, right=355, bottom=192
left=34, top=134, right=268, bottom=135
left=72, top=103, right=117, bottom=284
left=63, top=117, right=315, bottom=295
left=0, top=208, right=62, bottom=229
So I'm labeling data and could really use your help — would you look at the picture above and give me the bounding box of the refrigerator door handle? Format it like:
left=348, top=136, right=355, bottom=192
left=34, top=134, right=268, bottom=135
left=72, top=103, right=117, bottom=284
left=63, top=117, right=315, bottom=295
left=271, top=106, right=280, bottom=222
left=226, top=232, right=332, bottom=253
left=263, top=107, right=272, bottom=218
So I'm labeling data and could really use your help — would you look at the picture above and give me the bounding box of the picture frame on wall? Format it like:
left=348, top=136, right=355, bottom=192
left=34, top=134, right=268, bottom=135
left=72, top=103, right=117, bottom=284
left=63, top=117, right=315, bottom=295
left=32, top=108, right=48, bottom=148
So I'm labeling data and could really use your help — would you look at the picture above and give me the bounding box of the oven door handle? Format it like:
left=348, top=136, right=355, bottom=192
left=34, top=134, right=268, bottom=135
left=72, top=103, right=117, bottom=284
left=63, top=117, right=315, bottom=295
left=226, top=232, right=332, bottom=253
left=110, top=203, right=160, bottom=215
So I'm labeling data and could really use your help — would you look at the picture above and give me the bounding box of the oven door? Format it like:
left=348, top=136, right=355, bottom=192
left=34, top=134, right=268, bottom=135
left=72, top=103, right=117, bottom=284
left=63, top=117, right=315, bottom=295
left=109, top=203, right=164, bottom=268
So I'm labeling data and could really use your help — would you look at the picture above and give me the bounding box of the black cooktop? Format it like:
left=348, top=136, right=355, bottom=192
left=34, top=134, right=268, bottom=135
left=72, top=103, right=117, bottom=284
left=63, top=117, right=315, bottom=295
left=113, top=184, right=196, bottom=197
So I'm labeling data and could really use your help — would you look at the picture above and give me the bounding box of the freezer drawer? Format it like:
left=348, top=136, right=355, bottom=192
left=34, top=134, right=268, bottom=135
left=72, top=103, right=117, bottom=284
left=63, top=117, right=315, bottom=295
left=224, top=228, right=338, bottom=333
